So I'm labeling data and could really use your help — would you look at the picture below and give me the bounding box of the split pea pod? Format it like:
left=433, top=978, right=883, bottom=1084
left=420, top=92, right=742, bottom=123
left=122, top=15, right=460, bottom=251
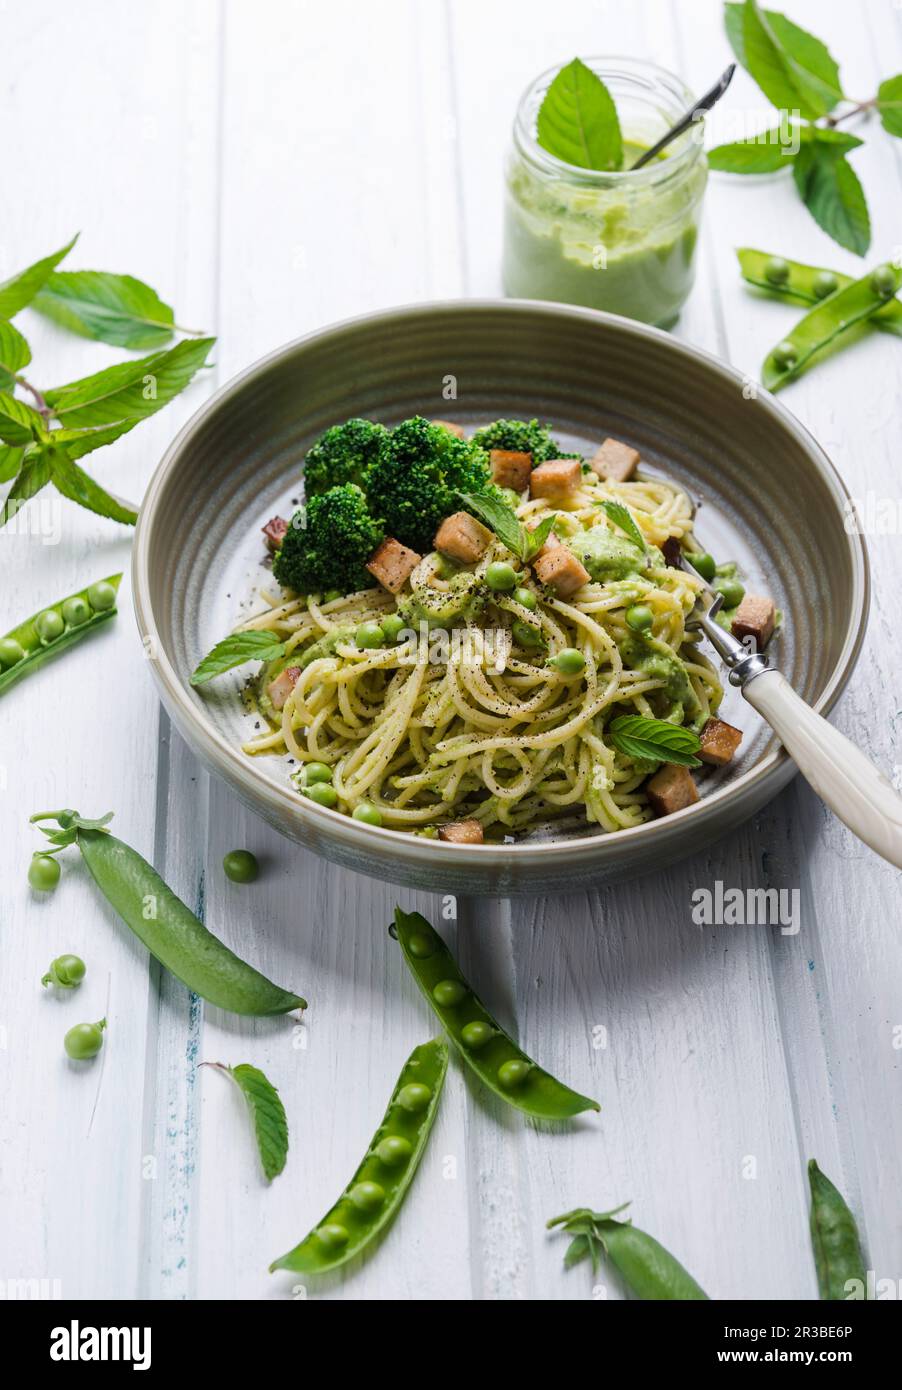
left=762, top=261, right=902, bottom=390
left=548, top=1206, right=708, bottom=1300
left=30, top=811, right=305, bottom=1016
left=270, top=1038, right=447, bottom=1275
left=737, top=247, right=902, bottom=336
left=808, top=1159, right=868, bottom=1301
left=0, top=574, right=121, bottom=697
left=393, top=908, right=599, bottom=1119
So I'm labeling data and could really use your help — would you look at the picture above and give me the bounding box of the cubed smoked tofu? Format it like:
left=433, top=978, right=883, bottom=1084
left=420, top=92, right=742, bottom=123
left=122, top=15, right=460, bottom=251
left=437, top=818, right=484, bottom=844
left=262, top=516, right=289, bottom=553
left=530, top=458, right=582, bottom=502
left=698, top=716, right=743, bottom=767
left=532, top=545, right=590, bottom=599
left=646, top=764, right=699, bottom=817
left=591, top=438, right=640, bottom=483
left=526, top=517, right=560, bottom=562
left=433, top=510, right=493, bottom=564
left=661, top=536, right=682, bottom=568
left=366, top=537, right=422, bottom=593
left=731, top=595, right=776, bottom=650
left=267, top=666, right=301, bottom=711
left=431, top=419, right=465, bottom=439
left=489, top=448, right=532, bottom=492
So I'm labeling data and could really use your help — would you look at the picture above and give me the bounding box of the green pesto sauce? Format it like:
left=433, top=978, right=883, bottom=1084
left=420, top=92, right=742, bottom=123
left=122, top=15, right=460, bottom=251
left=620, top=633, right=694, bottom=706
left=398, top=570, right=485, bottom=630
left=568, top=525, right=645, bottom=581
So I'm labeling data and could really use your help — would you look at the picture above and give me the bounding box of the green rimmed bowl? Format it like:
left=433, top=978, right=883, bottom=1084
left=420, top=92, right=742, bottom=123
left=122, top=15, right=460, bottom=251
left=132, top=300, right=867, bottom=895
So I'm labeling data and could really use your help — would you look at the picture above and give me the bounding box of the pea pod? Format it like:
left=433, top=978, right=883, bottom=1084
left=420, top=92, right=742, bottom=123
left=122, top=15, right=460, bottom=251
left=270, top=1038, right=447, bottom=1275
left=808, top=1159, right=868, bottom=1301
left=761, top=261, right=902, bottom=390
left=0, top=574, right=121, bottom=697
left=393, top=908, right=599, bottom=1119
left=30, top=810, right=306, bottom=1016
left=737, top=247, right=902, bottom=337
left=548, top=1204, right=708, bottom=1299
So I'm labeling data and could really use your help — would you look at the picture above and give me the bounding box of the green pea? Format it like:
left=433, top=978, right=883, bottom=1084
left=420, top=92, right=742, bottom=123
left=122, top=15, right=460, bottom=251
left=396, top=1082, right=431, bottom=1113
left=513, top=586, right=536, bottom=610
left=35, top=609, right=64, bottom=644
left=407, top=933, right=435, bottom=959
left=86, top=580, right=118, bottom=612
left=813, top=270, right=839, bottom=300
left=375, top=1135, right=413, bottom=1166
left=511, top=619, right=544, bottom=648
left=547, top=647, right=586, bottom=676
left=461, top=1020, right=494, bottom=1050
left=870, top=264, right=897, bottom=299
left=355, top=621, right=385, bottom=649
left=64, top=1018, right=106, bottom=1061
left=314, top=1223, right=349, bottom=1250
left=714, top=576, right=745, bottom=608
left=685, top=551, right=716, bottom=581
left=304, top=762, right=333, bottom=784
left=433, top=555, right=458, bottom=580
left=42, top=954, right=86, bottom=989
left=306, top=783, right=339, bottom=808
left=349, top=1181, right=385, bottom=1213
left=772, top=340, right=798, bottom=371
left=352, top=801, right=382, bottom=826
left=486, top=562, right=517, bottom=592
left=625, top=604, right=654, bottom=633
left=223, top=849, right=259, bottom=883
left=61, top=596, right=91, bottom=627
left=322, top=590, right=343, bottom=603
left=381, top=613, right=405, bottom=642
left=764, top=255, right=790, bottom=286
left=0, top=637, right=25, bottom=668
left=498, top=1059, right=531, bottom=1089
left=28, top=853, right=61, bottom=892
left=433, top=979, right=466, bottom=1007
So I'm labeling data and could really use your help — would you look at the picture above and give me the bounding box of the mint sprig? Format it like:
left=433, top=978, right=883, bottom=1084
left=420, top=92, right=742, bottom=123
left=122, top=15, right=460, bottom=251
left=459, top=490, right=558, bottom=565
left=609, top=715, right=702, bottom=768
left=536, top=57, right=623, bottom=172
left=205, top=1062, right=289, bottom=1182
left=600, top=500, right=646, bottom=556
left=190, top=631, right=287, bottom=685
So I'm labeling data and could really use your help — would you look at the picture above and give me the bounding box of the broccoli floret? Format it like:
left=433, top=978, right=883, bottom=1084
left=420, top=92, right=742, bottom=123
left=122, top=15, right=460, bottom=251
left=365, top=416, right=493, bottom=552
left=303, top=418, right=388, bottom=497
left=470, top=418, right=580, bottom=464
left=273, top=484, right=384, bottom=595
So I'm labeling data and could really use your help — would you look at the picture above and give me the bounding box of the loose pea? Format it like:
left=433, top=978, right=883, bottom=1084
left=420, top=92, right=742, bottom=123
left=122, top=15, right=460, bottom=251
left=35, top=609, right=64, bottom=644
left=486, top=562, right=517, bottom=592
left=396, top=1082, right=431, bottom=1113
left=625, top=604, right=654, bottom=633
left=433, top=979, right=466, bottom=1007
left=349, top=1181, right=385, bottom=1213
left=685, top=551, right=716, bottom=581
left=870, top=264, right=897, bottom=299
left=223, top=849, right=259, bottom=883
left=28, top=853, right=61, bottom=892
left=0, top=637, right=25, bottom=668
left=306, top=783, right=338, bottom=808
left=511, top=619, right=543, bottom=648
left=314, top=1223, right=349, bottom=1250
left=305, top=762, right=333, bottom=784
left=498, top=1059, right=531, bottom=1089
left=61, top=596, right=91, bottom=627
left=381, top=613, right=405, bottom=642
left=433, top=555, right=458, bottom=580
left=355, top=621, right=385, bottom=649
left=352, top=801, right=382, bottom=826
left=64, top=1018, right=106, bottom=1061
left=772, top=340, right=798, bottom=371
left=461, top=1020, right=494, bottom=1050
left=813, top=270, right=839, bottom=300
left=322, top=589, right=343, bottom=603
left=764, top=255, right=790, bottom=286
left=513, top=586, right=536, bottom=610
left=42, top=954, right=86, bottom=989
left=86, top=580, right=118, bottom=612
left=407, top=933, right=435, bottom=959
left=714, top=576, right=745, bottom=608
left=547, top=647, right=586, bottom=676
left=375, top=1135, right=413, bottom=1166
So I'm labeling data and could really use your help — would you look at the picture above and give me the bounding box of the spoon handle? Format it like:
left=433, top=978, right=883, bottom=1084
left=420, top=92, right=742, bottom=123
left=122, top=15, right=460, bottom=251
left=630, top=63, right=736, bottom=170
left=742, top=669, right=902, bottom=868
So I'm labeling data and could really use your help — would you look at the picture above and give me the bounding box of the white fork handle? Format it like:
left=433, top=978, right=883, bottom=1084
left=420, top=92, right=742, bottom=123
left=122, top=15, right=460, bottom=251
left=743, top=669, right=902, bottom=869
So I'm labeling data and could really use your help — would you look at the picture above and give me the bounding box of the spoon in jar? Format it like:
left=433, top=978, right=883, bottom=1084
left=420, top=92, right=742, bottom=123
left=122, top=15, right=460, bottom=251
left=629, top=63, right=736, bottom=170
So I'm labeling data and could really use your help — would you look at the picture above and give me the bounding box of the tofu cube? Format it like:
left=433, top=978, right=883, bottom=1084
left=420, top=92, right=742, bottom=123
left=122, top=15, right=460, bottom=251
left=530, top=458, right=582, bottom=502
left=731, top=595, right=776, bottom=650
left=366, top=537, right=422, bottom=593
left=591, top=438, right=640, bottom=483
left=526, top=517, right=560, bottom=562
left=532, top=545, right=590, bottom=599
left=698, top=716, right=743, bottom=767
left=267, top=666, right=301, bottom=711
left=262, top=515, right=289, bottom=553
left=433, top=510, right=493, bottom=564
left=490, top=448, right=532, bottom=492
left=437, top=818, right=484, bottom=844
left=431, top=419, right=465, bottom=439
left=646, top=764, right=699, bottom=817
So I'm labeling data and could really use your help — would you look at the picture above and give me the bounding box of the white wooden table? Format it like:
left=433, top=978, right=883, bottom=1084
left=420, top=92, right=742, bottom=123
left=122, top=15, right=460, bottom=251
left=3, top=0, right=901, bottom=1302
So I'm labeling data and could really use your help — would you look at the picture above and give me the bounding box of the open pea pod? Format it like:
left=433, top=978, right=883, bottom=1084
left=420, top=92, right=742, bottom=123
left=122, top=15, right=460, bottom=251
left=0, top=573, right=121, bottom=697
left=393, top=908, right=599, bottom=1119
left=762, top=261, right=902, bottom=391
left=270, top=1038, right=447, bottom=1276
left=737, top=247, right=902, bottom=337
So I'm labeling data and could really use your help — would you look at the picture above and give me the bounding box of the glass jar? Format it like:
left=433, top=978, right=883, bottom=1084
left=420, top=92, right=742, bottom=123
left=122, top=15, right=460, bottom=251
left=502, top=57, right=708, bottom=328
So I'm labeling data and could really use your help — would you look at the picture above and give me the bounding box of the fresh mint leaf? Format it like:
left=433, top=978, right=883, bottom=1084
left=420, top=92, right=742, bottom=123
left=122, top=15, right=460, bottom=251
left=877, top=75, right=902, bottom=137
left=523, top=513, right=556, bottom=561
left=0, top=392, right=45, bottom=447
left=0, top=449, right=53, bottom=528
left=49, top=419, right=140, bottom=461
left=0, top=320, right=32, bottom=384
left=33, top=270, right=179, bottom=351
left=708, top=133, right=794, bottom=172
left=45, top=335, right=215, bottom=427
left=600, top=501, right=646, bottom=555
left=458, top=489, right=525, bottom=556
left=44, top=444, right=138, bottom=525
left=190, top=630, right=287, bottom=685
left=0, top=446, right=24, bottom=483
left=609, top=715, right=702, bottom=768
left=217, top=1063, right=289, bottom=1182
left=793, top=147, right=870, bottom=254
left=0, top=235, right=78, bottom=320
left=726, top=2, right=842, bottom=122
left=536, top=57, right=623, bottom=172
